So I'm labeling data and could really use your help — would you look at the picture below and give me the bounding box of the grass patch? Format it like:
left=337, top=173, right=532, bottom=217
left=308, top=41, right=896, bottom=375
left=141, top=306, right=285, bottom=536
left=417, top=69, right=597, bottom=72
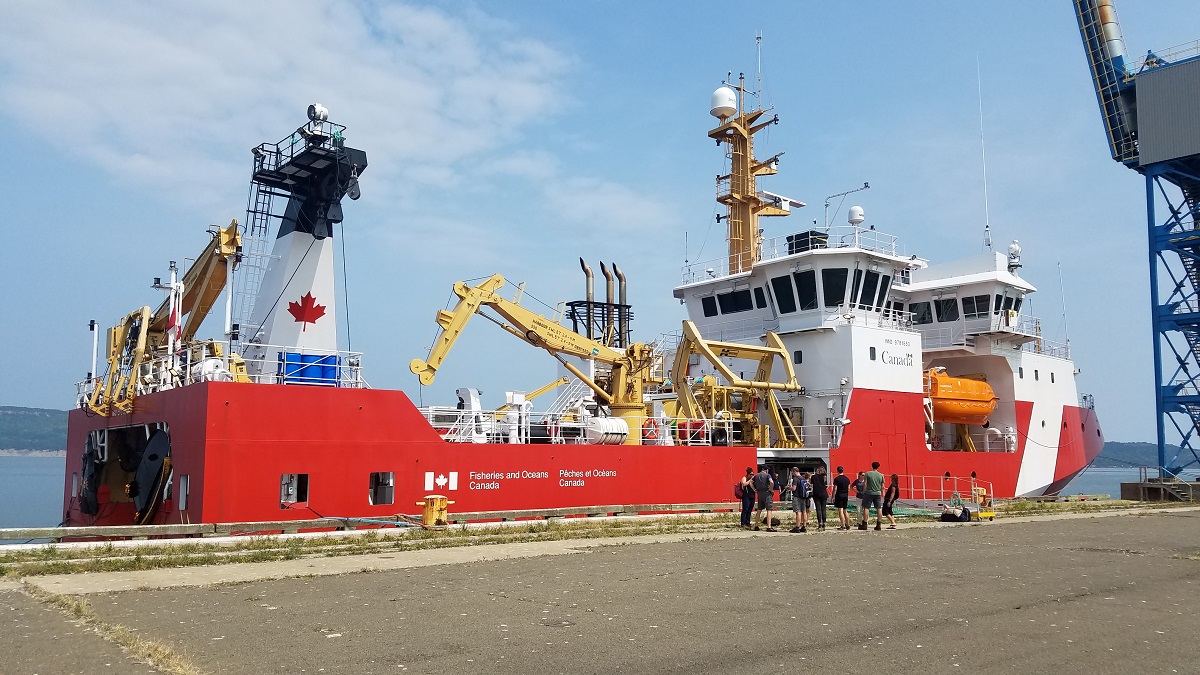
left=22, top=582, right=206, bottom=675
left=2, top=515, right=740, bottom=578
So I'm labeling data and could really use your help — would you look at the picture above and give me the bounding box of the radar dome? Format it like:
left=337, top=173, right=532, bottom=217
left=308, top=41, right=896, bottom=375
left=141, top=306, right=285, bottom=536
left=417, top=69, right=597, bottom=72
left=710, top=86, right=737, bottom=119
left=848, top=205, right=865, bottom=225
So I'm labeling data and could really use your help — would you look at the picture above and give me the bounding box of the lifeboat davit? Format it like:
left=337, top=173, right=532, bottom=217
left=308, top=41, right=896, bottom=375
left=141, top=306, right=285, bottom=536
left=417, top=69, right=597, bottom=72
left=925, top=368, right=998, bottom=425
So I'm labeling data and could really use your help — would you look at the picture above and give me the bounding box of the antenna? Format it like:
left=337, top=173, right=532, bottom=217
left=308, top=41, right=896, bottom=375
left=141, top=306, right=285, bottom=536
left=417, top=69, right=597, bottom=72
left=1057, top=259, right=1071, bottom=348
left=755, top=32, right=763, bottom=106
left=977, top=54, right=993, bottom=252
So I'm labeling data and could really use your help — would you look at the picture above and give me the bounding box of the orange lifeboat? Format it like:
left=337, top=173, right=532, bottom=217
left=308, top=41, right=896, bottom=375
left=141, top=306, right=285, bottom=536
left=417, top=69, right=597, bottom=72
left=925, top=368, right=998, bottom=425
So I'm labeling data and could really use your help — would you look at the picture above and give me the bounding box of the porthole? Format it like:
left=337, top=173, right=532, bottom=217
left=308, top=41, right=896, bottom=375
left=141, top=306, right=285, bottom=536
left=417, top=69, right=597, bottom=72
left=1041, top=420, right=1046, bottom=428
left=870, top=347, right=877, bottom=361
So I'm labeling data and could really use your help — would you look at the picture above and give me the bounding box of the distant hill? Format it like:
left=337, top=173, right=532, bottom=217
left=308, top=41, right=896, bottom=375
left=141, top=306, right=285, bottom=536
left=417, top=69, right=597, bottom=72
left=0, top=406, right=68, bottom=451
left=1093, top=441, right=1181, bottom=468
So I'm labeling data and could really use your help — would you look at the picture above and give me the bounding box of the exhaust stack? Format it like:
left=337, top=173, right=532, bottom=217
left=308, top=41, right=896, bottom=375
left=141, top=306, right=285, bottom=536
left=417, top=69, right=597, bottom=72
left=579, top=258, right=594, bottom=340
left=613, top=263, right=627, bottom=348
left=600, top=261, right=615, bottom=346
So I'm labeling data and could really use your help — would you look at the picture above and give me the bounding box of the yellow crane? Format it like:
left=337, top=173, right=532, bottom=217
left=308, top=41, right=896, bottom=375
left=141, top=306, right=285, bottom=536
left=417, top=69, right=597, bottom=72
left=409, top=274, right=662, bottom=444
left=671, top=320, right=804, bottom=448
left=88, top=221, right=243, bottom=415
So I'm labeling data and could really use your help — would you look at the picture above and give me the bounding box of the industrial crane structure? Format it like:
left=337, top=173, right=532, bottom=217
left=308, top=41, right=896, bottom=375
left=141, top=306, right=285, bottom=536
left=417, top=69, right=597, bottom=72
left=1075, top=0, right=1200, bottom=475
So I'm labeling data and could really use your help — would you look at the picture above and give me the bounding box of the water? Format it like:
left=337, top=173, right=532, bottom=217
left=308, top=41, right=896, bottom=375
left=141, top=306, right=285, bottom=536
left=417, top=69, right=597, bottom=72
left=0, top=455, right=65, bottom=529
left=1064, top=466, right=1200, bottom=496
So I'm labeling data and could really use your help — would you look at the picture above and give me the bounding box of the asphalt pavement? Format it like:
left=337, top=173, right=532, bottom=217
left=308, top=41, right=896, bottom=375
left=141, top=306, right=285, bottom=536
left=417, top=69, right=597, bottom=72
left=4, top=508, right=1199, bottom=674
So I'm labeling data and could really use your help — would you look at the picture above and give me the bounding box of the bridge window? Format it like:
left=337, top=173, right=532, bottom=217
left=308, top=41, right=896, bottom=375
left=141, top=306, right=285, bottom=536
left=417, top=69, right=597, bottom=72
left=849, top=269, right=863, bottom=309
left=934, top=298, right=960, bottom=322
left=994, top=294, right=1004, bottom=315
left=1002, top=296, right=1015, bottom=312
left=754, top=287, right=767, bottom=309
left=962, top=294, right=990, bottom=319
left=875, top=275, right=892, bottom=310
left=770, top=276, right=797, bottom=314
left=910, top=301, right=933, bottom=325
left=858, top=270, right=879, bottom=310
left=717, top=289, right=754, bottom=314
left=701, top=296, right=718, bottom=317
left=1013, top=296, right=1024, bottom=313
left=822, top=268, right=849, bottom=308
left=794, top=270, right=818, bottom=311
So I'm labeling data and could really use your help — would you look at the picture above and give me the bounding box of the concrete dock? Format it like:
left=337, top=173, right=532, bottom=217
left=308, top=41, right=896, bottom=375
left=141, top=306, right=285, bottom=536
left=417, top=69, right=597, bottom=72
left=4, top=508, right=1199, bottom=674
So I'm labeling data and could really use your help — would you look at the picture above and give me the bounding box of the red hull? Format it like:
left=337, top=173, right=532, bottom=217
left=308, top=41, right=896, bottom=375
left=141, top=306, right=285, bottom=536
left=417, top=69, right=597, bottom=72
left=827, top=388, right=1103, bottom=497
left=63, top=382, right=755, bottom=527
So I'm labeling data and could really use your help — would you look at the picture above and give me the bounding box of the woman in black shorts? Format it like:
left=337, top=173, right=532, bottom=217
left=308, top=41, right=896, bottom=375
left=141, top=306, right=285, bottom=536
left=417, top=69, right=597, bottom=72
left=882, top=473, right=900, bottom=529
left=811, top=465, right=829, bottom=531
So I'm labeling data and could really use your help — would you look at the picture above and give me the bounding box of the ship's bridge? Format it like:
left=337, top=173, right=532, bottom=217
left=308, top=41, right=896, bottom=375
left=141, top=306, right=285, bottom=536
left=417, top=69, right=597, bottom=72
left=675, top=224, right=921, bottom=342
left=891, top=251, right=1068, bottom=359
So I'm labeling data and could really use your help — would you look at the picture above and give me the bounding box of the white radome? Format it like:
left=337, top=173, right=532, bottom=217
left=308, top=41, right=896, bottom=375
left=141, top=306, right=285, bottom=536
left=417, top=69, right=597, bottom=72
left=848, top=205, right=865, bottom=225
left=710, top=86, right=737, bottom=119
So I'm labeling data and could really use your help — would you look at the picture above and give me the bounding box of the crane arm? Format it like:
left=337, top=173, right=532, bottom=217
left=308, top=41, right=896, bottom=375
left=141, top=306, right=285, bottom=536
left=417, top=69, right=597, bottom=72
left=147, top=220, right=242, bottom=346
left=410, top=274, right=625, bottom=404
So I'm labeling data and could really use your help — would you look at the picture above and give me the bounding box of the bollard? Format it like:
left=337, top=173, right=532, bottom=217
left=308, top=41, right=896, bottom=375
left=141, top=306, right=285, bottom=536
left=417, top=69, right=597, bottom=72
left=414, top=494, right=454, bottom=527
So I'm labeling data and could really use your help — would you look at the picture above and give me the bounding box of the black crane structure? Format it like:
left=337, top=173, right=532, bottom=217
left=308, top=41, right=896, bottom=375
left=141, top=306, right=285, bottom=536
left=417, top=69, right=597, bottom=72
left=1075, top=0, right=1200, bottom=475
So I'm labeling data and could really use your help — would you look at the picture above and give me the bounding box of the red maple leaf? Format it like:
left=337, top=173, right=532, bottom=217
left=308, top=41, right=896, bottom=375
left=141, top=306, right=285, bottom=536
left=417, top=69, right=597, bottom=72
left=287, top=292, right=326, bottom=331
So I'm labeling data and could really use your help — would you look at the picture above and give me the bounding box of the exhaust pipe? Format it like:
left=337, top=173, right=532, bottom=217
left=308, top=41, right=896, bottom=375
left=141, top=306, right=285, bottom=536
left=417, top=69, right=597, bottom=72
left=579, top=258, right=594, bottom=340
left=614, top=263, right=628, bottom=348
left=600, top=261, right=615, bottom=346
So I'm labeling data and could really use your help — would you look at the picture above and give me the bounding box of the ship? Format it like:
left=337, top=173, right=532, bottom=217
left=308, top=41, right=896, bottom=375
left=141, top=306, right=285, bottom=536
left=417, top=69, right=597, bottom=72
left=62, top=77, right=1103, bottom=529
left=669, top=77, right=1104, bottom=497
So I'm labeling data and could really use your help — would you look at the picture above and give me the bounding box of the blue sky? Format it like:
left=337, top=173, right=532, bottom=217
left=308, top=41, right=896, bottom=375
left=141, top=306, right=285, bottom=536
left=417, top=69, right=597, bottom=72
left=1, top=1, right=1197, bottom=443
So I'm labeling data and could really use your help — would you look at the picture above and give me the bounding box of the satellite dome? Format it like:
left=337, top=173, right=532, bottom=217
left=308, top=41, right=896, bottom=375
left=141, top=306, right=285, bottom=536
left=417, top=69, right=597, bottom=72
left=848, top=205, right=865, bottom=225
left=710, top=86, right=737, bottom=119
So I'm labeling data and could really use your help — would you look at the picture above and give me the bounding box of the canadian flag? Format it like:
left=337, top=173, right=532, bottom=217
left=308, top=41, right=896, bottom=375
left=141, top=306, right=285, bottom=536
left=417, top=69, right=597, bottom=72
left=424, top=471, right=458, bottom=491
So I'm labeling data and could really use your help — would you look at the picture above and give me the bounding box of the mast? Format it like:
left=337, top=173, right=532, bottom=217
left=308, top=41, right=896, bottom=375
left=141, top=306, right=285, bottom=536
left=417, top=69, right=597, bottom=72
left=709, top=73, right=790, bottom=274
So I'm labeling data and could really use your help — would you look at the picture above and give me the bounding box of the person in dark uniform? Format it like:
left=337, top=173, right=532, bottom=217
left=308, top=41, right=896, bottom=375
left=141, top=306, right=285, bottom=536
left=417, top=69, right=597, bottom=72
left=811, top=465, right=829, bottom=531
left=832, top=466, right=851, bottom=530
left=882, top=473, right=900, bottom=529
left=738, top=466, right=755, bottom=528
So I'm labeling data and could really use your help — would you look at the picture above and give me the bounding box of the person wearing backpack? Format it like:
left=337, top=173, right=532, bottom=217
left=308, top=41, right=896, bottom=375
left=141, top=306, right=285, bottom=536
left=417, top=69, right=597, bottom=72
left=736, top=466, right=755, bottom=528
left=788, top=468, right=811, bottom=533
left=751, top=464, right=777, bottom=532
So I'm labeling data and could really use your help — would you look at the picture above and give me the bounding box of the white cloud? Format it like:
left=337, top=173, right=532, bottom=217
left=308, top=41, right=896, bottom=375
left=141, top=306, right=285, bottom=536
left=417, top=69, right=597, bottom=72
left=0, top=0, right=574, bottom=209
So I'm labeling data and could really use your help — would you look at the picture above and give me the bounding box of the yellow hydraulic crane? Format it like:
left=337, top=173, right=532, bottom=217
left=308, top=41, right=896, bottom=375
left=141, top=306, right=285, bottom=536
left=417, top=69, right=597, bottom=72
left=88, top=221, right=243, bottom=416
left=671, top=320, right=804, bottom=448
left=409, top=274, right=662, bottom=444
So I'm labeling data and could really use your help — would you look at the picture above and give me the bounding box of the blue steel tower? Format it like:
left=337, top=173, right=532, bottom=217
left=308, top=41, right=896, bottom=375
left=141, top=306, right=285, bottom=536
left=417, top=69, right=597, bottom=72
left=1075, top=0, right=1200, bottom=475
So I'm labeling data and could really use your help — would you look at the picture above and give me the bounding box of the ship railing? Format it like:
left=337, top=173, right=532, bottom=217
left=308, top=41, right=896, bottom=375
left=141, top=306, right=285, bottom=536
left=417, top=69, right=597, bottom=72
left=417, top=407, right=743, bottom=447
left=930, top=431, right=1013, bottom=453
left=251, top=119, right=348, bottom=176
left=236, top=342, right=367, bottom=388
left=679, top=225, right=904, bottom=283
left=126, top=341, right=367, bottom=397
left=699, top=317, right=781, bottom=343
left=1079, top=393, right=1096, bottom=410
left=1021, top=337, right=1071, bottom=360
left=899, top=474, right=996, bottom=505
left=793, top=423, right=840, bottom=449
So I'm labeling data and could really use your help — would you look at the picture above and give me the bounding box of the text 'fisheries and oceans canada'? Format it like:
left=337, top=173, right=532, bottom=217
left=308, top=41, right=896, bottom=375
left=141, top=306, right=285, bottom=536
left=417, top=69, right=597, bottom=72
left=468, top=469, right=618, bottom=490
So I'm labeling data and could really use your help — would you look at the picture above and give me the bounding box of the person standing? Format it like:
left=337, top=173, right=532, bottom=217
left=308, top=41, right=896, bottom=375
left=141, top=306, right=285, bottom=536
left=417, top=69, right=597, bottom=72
left=788, top=468, right=811, bottom=533
left=852, top=471, right=866, bottom=529
left=752, top=464, right=777, bottom=532
left=859, top=461, right=885, bottom=531
left=831, top=466, right=851, bottom=530
left=882, top=473, right=900, bottom=529
left=811, top=465, right=829, bottom=531
left=738, top=466, right=755, bottom=528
